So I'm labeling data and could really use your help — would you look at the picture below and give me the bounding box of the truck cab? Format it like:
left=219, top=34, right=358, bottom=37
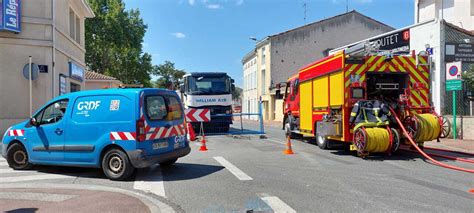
left=180, top=72, right=235, bottom=133
left=283, top=74, right=300, bottom=136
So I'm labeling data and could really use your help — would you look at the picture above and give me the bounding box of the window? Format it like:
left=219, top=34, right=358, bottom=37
left=146, top=96, right=167, bottom=121
left=69, top=8, right=81, bottom=44
left=261, top=47, right=266, bottom=65
left=146, top=95, right=183, bottom=121
left=261, top=69, right=266, bottom=95
left=165, top=96, right=183, bottom=121
left=69, top=9, right=75, bottom=39
left=35, top=100, right=69, bottom=125
left=75, top=16, right=81, bottom=44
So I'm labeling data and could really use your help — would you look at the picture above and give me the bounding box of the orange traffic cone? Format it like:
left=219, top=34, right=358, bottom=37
left=199, top=134, right=208, bottom=151
left=283, top=136, right=294, bottom=155
left=187, top=123, right=197, bottom=141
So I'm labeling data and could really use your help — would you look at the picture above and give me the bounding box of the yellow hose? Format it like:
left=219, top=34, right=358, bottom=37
left=365, top=128, right=390, bottom=153
left=415, top=114, right=441, bottom=142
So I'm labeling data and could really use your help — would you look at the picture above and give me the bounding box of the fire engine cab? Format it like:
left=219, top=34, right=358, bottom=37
left=281, top=44, right=450, bottom=156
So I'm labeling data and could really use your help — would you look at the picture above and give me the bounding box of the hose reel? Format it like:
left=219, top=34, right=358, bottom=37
left=353, top=127, right=400, bottom=155
left=403, top=113, right=443, bottom=143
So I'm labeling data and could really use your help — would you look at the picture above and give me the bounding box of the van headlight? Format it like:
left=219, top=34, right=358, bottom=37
left=225, top=109, right=232, bottom=114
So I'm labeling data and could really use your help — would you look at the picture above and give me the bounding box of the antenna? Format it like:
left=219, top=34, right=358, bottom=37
left=303, top=2, right=307, bottom=23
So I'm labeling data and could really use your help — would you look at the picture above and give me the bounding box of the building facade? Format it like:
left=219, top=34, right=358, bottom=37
left=242, top=11, right=394, bottom=122
left=242, top=50, right=258, bottom=120
left=415, top=0, right=474, bottom=31
left=0, top=0, right=94, bottom=133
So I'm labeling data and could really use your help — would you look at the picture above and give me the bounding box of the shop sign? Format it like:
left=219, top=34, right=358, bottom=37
left=445, top=43, right=474, bottom=63
left=369, top=29, right=410, bottom=52
left=59, top=74, right=67, bottom=95
left=69, top=61, right=84, bottom=82
left=0, top=0, right=21, bottom=32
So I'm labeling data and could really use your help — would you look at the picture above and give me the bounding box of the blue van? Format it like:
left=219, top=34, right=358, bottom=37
left=2, top=88, right=190, bottom=180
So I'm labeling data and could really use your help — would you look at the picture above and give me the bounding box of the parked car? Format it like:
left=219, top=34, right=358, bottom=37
left=1, top=88, right=190, bottom=180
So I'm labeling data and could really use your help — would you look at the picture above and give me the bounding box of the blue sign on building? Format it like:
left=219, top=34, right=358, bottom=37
left=0, top=0, right=21, bottom=32
left=69, top=61, right=85, bottom=82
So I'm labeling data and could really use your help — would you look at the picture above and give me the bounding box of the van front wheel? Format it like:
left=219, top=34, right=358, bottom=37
left=7, top=143, right=33, bottom=170
left=102, top=149, right=135, bottom=181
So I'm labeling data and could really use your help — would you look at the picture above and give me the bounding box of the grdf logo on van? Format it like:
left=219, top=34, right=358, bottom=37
left=77, top=101, right=101, bottom=111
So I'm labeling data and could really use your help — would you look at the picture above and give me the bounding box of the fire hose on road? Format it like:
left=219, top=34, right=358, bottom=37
left=389, top=108, right=474, bottom=174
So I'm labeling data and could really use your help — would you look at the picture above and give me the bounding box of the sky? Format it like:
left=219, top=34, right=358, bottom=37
left=123, top=0, right=415, bottom=87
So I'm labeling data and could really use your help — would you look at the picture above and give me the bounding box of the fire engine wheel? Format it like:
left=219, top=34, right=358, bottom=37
left=353, top=128, right=367, bottom=153
left=6, top=143, right=33, bottom=170
left=102, top=148, right=135, bottom=181
left=390, top=128, right=401, bottom=153
left=403, top=116, right=420, bottom=140
left=439, top=117, right=451, bottom=138
left=316, top=133, right=329, bottom=149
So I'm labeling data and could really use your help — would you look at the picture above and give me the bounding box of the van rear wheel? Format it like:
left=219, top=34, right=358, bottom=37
left=102, top=149, right=135, bottom=181
left=6, top=143, right=33, bottom=170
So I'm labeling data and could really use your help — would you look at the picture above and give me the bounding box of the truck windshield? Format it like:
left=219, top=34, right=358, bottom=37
left=187, top=76, right=230, bottom=95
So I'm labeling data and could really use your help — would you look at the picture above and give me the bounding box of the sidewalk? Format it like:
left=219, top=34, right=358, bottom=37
left=0, top=183, right=174, bottom=213
left=424, top=139, right=474, bottom=154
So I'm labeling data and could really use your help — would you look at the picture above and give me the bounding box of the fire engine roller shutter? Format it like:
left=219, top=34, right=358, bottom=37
left=313, top=76, right=328, bottom=108
left=300, top=81, right=312, bottom=132
left=329, top=71, right=343, bottom=106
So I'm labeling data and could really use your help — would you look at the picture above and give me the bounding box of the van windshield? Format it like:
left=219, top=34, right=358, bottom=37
left=146, top=95, right=183, bottom=121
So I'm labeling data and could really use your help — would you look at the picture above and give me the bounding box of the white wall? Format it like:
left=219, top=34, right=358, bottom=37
left=242, top=55, right=259, bottom=120
left=410, top=20, right=443, bottom=114
left=417, top=0, right=474, bottom=30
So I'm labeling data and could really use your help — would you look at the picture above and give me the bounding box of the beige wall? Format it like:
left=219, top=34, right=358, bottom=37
left=0, top=0, right=92, bottom=133
left=85, top=81, right=122, bottom=90
left=256, top=41, right=274, bottom=121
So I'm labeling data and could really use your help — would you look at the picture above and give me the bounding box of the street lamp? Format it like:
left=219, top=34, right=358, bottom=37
left=249, top=37, right=258, bottom=42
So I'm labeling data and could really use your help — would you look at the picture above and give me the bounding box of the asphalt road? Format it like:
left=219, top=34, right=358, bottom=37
left=1, top=121, right=473, bottom=212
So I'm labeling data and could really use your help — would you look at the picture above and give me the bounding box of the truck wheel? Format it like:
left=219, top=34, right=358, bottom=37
left=159, top=158, right=178, bottom=167
left=102, top=148, right=135, bottom=181
left=6, top=143, right=33, bottom=170
left=316, top=133, right=329, bottom=149
left=284, top=118, right=292, bottom=137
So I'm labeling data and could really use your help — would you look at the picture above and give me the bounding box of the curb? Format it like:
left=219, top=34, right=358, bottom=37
left=0, top=183, right=176, bottom=213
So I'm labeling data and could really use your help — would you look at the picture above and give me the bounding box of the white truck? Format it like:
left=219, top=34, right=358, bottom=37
left=180, top=72, right=235, bottom=133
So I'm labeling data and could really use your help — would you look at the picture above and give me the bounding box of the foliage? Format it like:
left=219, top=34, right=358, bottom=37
left=232, top=86, right=242, bottom=100
left=462, top=65, right=474, bottom=92
left=153, top=61, right=186, bottom=90
left=85, top=0, right=152, bottom=86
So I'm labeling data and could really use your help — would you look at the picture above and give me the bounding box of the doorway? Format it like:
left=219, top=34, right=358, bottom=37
left=70, top=83, right=81, bottom=92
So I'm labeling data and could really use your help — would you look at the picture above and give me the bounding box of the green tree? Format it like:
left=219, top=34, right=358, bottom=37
left=232, top=86, right=242, bottom=100
left=462, top=65, right=474, bottom=92
left=85, top=0, right=152, bottom=86
left=153, top=61, right=186, bottom=90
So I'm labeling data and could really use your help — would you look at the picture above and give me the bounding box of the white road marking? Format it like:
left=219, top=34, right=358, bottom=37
left=0, top=157, right=6, bottom=162
left=0, top=161, right=8, bottom=166
left=258, top=194, right=296, bottom=213
left=0, top=168, right=35, bottom=174
left=213, top=156, right=253, bottom=181
left=134, top=166, right=166, bottom=198
left=0, top=174, right=74, bottom=183
left=265, top=138, right=285, bottom=145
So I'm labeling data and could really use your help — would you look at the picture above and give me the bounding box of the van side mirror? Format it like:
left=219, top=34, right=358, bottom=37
left=30, top=117, right=39, bottom=127
left=231, top=84, right=235, bottom=92
left=179, top=85, right=185, bottom=93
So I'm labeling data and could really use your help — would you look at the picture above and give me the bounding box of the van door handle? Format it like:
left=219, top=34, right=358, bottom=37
left=55, top=128, right=63, bottom=135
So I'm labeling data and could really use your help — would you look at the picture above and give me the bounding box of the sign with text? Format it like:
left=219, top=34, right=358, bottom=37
left=446, top=61, right=462, bottom=81
left=445, top=43, right=474, bottom=63
left=69, top=61, right=84, bottom=82
left=446, top=80, right=462, bottom=91
left=0, top=0, right=21, bottom=32
left=369, top=29, right=410, bottom=52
